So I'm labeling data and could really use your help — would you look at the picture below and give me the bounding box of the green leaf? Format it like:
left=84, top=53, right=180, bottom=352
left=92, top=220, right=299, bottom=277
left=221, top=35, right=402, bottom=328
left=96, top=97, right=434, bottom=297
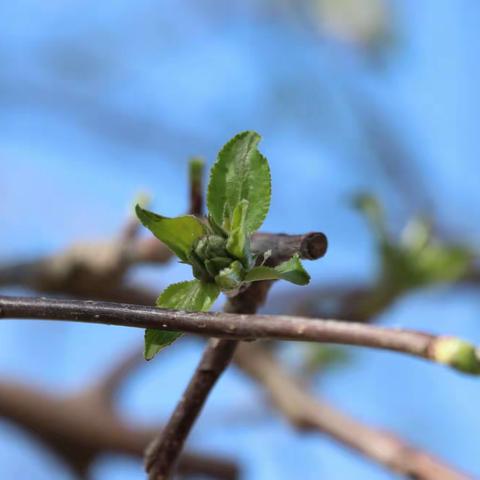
left=226, top=199, right=250, bottom=264
left=245, top=254, right=310, bottom=286
left=207, top=213, right=228, bottom=238
left=144, top=280, right=220, bottom=360
left=207, top=131, right=271, bottom=234
left=144, top=330, right=181, bottom=359
left=136, top=205, right=206, bottom=262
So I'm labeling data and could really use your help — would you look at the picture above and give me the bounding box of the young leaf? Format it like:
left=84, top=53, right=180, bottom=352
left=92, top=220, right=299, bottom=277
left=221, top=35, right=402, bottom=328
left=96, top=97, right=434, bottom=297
left=207, top=131, right=271, bottom=233
left=245, top=254, right=310, bottom=286
left=207, top=213, right=228, bottom=238
left=145, top=280, right=220, bottom=360
left=226, top=199, right=250, bottom=265
left=136, top=205, right=206, bottom=262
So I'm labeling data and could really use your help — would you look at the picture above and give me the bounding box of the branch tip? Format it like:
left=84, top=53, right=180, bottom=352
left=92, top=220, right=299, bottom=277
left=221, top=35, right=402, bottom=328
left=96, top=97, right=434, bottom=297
left=189, top=157, right=205, bottom=185
left=430, top=337, right=480, bottom=375
left=300, top=232, right=328, bottom=260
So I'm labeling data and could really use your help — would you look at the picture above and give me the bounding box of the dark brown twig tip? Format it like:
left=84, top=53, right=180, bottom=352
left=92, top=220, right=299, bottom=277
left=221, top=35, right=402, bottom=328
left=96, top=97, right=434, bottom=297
left=300, top=232, right=328, bottom=260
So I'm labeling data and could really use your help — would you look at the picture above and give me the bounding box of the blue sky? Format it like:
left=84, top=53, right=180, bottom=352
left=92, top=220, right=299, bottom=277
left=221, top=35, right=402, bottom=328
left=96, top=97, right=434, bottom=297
left=1, top=1, right=479, bottom=478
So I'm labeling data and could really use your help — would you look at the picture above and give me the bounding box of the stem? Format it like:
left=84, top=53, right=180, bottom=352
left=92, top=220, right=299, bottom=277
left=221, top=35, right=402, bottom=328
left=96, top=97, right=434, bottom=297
left=1, top=295, right=479, bottom=374
left=144, top=338, right=238, bottom=479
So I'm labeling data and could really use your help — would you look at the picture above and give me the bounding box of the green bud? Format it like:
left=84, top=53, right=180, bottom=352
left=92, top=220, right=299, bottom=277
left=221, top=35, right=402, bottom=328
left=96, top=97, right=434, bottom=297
left=207, top=214, right=228, bottom=238
left=432, top=337, right=480, bottom=375
left=189, top=250, right=211, bottom=283
left=205, top=257, right=234, bottom=278
left=190, top=235, right=238, bottom=283
left=194, top=235, right=229, bottom=260
left=215, top=261, right=245, bottom=291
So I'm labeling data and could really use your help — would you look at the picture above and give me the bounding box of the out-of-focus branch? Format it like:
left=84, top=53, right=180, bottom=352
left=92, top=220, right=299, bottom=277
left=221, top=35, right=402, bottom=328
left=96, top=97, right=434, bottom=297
left=235, top=343, right=471, bottom=480
left=0, top=224, right=173, bottom=299
left=0, top=155, right=208, bottom=298
left=91, top=347, right=144, bottom=402
left=0, top=359, right=239, bottom=479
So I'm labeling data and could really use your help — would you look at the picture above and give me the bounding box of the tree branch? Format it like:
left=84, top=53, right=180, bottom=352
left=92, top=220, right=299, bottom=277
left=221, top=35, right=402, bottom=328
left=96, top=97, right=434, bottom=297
left=0, top=371, right=239, bottom=479
left=0, top=231, right=327, bottom=293
left=142, top=229, right=328, bottom=479
left=144, top=278, right=275, bottom=479
left=234, top=343, right=471, bottom=480
left=1, top=294, right=479, bottom=375
left=145, top=337, right=239, bottom=479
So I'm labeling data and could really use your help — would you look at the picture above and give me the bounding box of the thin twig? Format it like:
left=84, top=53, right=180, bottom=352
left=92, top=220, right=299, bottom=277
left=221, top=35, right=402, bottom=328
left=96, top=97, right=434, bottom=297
left=1, top=294, right=479, bottom=374
left=234, top=343, right=471, bottom=480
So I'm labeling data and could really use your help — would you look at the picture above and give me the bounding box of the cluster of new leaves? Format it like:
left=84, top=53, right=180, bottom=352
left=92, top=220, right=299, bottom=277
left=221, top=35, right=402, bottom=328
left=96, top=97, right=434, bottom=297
left=137, top=131, right=310, bottom=359
left=354, top=194, right=473, bottom=293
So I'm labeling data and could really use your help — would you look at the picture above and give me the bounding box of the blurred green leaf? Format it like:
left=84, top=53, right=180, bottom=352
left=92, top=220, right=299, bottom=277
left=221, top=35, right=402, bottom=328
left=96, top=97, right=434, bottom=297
left=353, top=193, right=387, bottom=241
left=356, top=194, right=473, bottom=293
